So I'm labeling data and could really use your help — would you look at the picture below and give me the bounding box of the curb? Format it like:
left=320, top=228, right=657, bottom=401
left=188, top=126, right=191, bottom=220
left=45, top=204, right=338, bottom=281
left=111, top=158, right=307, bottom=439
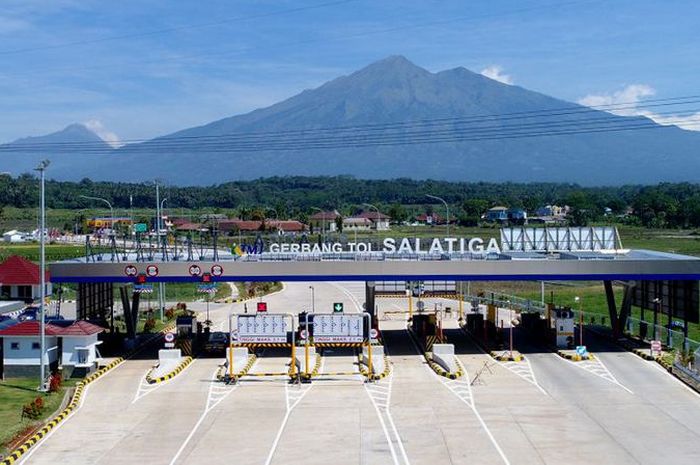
left=556, top=349, right=594, bottom=362
left=406, top=327, right=462, bottom=380
left=216, top=354, right=258, bottom=380
left=0, top=358, right=123, bottom=465
left=490, top=351, right=523, bottom=362
left=358, top=353, right=391, bottom=381
left=145, top=356, right=193, bottom=384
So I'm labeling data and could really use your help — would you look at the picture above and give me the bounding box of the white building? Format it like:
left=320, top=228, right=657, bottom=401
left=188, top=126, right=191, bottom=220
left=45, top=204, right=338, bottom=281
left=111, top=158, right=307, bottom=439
left=0, top=255, right=52, bottom=302
left=2, top=230, right=27, bottom=243
left=0, top=320, right=104, bottom=379
left=342, top=217, right=373, bottom=231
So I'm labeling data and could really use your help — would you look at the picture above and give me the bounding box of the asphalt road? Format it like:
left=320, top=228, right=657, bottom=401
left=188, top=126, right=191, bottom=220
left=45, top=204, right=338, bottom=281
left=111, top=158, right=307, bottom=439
left=18, top=283, right=700, bottom=465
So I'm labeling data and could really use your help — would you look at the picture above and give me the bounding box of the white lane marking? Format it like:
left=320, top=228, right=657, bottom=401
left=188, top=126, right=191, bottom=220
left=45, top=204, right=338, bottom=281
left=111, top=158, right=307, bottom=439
left=132, top=359, right=197, bottom=404
left=18, top=361, right=123, bottom=465
left=330, top=282, right=363, bottom=312
left=168, top=364, right=243, bottom=465
left=646, top=359, right=700, bottom=399
left=500, top=358, right=549, bottom=396
left=365, top=372, right=410, bottom=465
left=405, top=330, right=511, bottom=465
left=561, top=355, right=634, bottom=394
left=263, top=358, right=322, bottom=465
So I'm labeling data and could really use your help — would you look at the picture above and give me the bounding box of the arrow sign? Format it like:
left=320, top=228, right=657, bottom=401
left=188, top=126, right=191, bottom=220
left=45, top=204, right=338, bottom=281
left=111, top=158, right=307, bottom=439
left=333, top=302, right=344, bottom=313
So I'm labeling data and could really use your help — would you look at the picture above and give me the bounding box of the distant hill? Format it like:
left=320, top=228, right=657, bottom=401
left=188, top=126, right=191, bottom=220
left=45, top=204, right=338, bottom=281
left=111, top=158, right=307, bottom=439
left=0, top=123, right=113, bottom=176
left=1, top=56, right=699, bottom=185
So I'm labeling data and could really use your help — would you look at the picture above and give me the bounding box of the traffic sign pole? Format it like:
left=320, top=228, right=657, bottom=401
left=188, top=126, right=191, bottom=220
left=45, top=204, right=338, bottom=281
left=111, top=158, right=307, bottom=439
left=305, top=314, right=310, bottom=378
left=408, top=294, right=413, bottom=320
left=228, top=313, right=235, bottom=383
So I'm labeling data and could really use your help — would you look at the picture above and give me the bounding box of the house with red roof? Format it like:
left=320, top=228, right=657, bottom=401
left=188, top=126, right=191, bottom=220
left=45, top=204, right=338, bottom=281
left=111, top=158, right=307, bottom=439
left=0, top=320, right=104, bottom=379
left=0, top=255, right=52, bottom=303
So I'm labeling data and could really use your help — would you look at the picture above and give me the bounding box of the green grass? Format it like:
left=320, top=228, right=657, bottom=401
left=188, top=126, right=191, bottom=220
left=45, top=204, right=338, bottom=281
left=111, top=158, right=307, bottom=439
left=0, top=377, right=77, bottom=456
left=0, top=243, right=102, bottom=262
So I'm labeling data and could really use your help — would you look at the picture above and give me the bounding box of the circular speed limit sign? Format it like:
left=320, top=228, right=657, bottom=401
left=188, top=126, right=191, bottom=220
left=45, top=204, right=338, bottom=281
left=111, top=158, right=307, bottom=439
left=300, top=329, right=308, bottom=340
left=164, top=332, right=175, bottom=343
left=188, top=264, right=202, bottom=276
left=146, top=265, right=159, bottom=277
left=369, top=328, right=379, bottom=339
left=230, top=329, right=239, bottom=341
left=211, top=264, right=224, bottom=277
left=124, top=265, right=138, bottom=277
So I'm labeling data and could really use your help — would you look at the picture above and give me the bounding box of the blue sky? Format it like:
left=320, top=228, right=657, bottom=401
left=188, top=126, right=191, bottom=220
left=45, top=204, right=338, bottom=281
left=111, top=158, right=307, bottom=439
left=1, top=0, right=698, bottom=144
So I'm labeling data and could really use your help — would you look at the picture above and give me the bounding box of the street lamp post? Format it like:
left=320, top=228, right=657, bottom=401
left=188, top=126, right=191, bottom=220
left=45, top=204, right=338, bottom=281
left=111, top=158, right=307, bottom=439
left=158, top=197, right=167, bottom=321
left=363, top=202, right=380, bottom=245
left=575, top=296, right=583, bottom=346
left=426, top=194, right=450, bottom=237
left=310, top=207, right=324, bottom=242
left=79, top=195, right=114, bottom=233
left=35, top=160, right=50, bottom=391
left=309, top=285, right=316, bottom=313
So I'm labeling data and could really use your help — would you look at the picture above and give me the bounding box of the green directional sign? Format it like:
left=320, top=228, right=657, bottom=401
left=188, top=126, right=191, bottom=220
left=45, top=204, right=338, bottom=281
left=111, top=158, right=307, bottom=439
left=333, top=302, right=344, bottom=313
left=133, top=223, right=148, bottom=233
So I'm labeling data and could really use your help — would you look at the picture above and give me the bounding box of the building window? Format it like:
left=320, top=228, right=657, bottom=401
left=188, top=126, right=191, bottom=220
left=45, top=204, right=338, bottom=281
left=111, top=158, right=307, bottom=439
left=1, top=286, right=10, bottom=299
left=32, top=342, right=40, bottom=350
left=10, top=342, right=19, bottom=350
left=17, top=286, right=32, bottom=299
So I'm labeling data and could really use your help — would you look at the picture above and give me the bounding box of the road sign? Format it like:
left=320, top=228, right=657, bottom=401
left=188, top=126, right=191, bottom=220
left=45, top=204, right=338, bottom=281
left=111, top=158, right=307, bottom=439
left=576, top=345, right=588, bottom=356
left=417, top=300, right=425, bottom=311
left=257, top=302, right=268, bottom=312
left=300, top=329, right=308, bottom=339
left=197, top=283, right=217, bottom=294
left=146, top=265, right=159, bottom=277
left=230, top=329, right=238, bottom=341
left=369, top=328, right=378, bottom=339
left=164, top=332, right=175, bottom=343
left=313, top=314, right=364, bottom=343
left=651, top=340, right=662, bottom=353
left=188, top=264, right=202, bottom=277
left=211, top=264, right=224, bottom=277
left=124, top=265, right=138, bottom=277
left=133, top=223, right=148, bottom=233
left=134, top=284, right=153, bottom=293
left=333, top=302, right=344, bottom=313
left=237, top=314, right=287, bottom=343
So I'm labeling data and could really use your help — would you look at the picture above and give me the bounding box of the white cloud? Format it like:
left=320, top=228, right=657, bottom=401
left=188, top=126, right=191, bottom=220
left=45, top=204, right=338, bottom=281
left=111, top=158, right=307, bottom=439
left=578, top=84, right=700, bottom=131
left=480, top=65, right=513, bottom=85
left=83, top=119, right=123, bottom=148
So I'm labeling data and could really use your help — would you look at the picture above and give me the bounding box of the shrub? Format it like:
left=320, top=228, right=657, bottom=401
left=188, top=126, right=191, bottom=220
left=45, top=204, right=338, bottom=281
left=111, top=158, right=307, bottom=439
left=165, top=307, right=175, bottom=320
left=48, top=373, right=62, bottom=393
left=143, top=318, right=156, bottom=333
left=22, top=397, right=45, bottom=420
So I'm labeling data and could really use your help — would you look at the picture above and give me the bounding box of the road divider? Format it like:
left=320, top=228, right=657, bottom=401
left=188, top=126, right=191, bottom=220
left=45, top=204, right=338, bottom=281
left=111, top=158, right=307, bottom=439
left=556, top=349, right=594, bottom=362
left=146, top=356, right=193, bottom=384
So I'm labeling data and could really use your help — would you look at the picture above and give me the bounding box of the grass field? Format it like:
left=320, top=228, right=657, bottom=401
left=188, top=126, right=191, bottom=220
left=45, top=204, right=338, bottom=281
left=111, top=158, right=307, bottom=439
left=0, top=377, right=77, bottom=457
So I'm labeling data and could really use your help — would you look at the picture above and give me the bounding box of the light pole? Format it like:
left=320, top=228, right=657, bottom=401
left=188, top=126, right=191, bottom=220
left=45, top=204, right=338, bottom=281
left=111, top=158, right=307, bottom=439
left=309, top=285, right=316, bottom=313
left=35, top=160, right=50, bottom=391
left=310, top=207, right=324, bottom=242
left=426, top=194, right=450, bottom=237
left=79, top=195, right=114, bottom=233
left=158, top=198, right=167, bottom=321
left=575, top=296, right=583, bottom=346
left=363, top=202, right=380, bottom=243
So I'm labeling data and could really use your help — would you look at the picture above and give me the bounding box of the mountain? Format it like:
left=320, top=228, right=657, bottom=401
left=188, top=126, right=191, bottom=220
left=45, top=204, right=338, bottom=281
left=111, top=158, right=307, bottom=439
left=2, top=56, right=699, bottom=184
left=0, top=123, right=114, bottom=176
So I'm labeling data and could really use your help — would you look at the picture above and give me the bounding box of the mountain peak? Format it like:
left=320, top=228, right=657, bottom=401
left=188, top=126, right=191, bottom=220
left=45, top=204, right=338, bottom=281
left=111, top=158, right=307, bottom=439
left=352, top=55, right=429, bottom=77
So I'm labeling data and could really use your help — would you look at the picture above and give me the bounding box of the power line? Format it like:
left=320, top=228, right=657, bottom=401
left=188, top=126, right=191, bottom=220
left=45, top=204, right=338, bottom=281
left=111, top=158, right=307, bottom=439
left=3, top=94, right=698, bottom=150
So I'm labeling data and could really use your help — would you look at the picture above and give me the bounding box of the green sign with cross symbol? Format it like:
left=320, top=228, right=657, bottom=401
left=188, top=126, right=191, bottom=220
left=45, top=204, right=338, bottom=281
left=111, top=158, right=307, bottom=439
left=333, top=302, right=344, bottom=313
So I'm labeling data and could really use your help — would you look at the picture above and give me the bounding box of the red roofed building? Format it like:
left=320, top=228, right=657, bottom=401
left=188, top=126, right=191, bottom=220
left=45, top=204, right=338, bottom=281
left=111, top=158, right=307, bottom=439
left=0, top=255, right=52, bottom=302
left=0, top=320, right=104, bottom=379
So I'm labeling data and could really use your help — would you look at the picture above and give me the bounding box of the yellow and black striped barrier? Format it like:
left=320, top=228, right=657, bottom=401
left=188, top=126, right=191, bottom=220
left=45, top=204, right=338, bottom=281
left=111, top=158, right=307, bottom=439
left=358, top=353, right=391, bottom=381
left=236, top=343, right=291, bottom=348
left=216, top=354, right=258, bottom=380
left=0, top=357, right=124, bottom=465
left=407, top=327, right=463, bottom=380
left=313, top=342, right=363, bottom=348
left=490, top=351, right=523, bottom=362
left=145, top=356, right=193, bottom=384
left=556, top=349, right=594, bottom=362
left=246, top=372, right=290, bottom=377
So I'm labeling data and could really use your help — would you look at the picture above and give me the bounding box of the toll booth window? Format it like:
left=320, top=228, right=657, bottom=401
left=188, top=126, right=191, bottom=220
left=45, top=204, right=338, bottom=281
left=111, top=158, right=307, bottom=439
left=559, top=325, right=564, bottom=331
left=10, top=342, right=19, bottom=350
left=32, top=342, right=40, bottom=350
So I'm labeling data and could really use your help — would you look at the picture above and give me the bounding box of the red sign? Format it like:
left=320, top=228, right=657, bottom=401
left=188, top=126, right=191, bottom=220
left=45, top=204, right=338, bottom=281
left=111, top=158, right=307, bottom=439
left=202, top=273, right=212, bottom=283
left=136, top=273, right=147, bottom=284
left=257, top=302, right=268, bottom=312
left=188, top=264, right=202, bottom=277
left=146, top=265, right=159, bottom=277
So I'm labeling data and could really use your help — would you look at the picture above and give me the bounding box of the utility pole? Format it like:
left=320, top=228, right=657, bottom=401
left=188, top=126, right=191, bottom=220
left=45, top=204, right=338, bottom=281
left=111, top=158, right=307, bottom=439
left=35, top=160, right=50, bottom=392
left=426, top=194, right=450, bottom=237
left=155, top=181, right=164, bottom=321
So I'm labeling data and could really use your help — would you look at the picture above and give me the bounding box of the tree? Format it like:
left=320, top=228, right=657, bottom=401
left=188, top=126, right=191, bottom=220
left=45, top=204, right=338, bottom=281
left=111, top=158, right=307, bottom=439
left=335, top=215, right=343, bottom=233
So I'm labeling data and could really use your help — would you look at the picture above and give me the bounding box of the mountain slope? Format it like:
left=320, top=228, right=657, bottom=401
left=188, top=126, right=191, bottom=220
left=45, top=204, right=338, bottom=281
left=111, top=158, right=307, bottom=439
left=3, top=56, right=699, bottom=184
left=0, top=124, right=113, bottom=176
